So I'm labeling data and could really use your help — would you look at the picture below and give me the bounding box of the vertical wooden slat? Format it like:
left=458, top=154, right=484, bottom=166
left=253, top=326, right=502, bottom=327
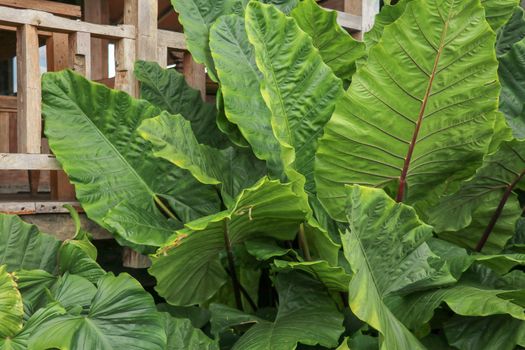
left=84, top=0, right=109, bottom=80
left=69, top=32, right=91, bottom=78
left=8, top=112, right=16, bottom=152
left=16, top=24, right=41, bottom=154
left=183, top=52, right=206, bottom=100
left=157, top=46, right=168, bottom=68
left=47, top=32, right=76, bottom=201
left=344, top=0, right=379, bottom=40
left=0, top=112, right=9, bottom=153
left=114, top=37, right=137, bottom=96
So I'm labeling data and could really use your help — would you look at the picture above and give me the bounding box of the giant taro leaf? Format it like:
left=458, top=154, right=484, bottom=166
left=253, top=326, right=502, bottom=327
left=139, top=112, right=266, bottom=202
left=162, top=313, right=218, bottom=350
left=29, top=273, right=165, bottom=350
left=496, top=6, right=525, bottom=56
left=134, top=60, right=230, bottom=148
left=0, top=266, right=23, bottom=342
left=149, top=178, right=308, bottom=306
left=170, top=0, right=239, bottom=81
left=480, top=0, right=521, bottom=31
left=316, top=0, right=500, bottom=220
left=42, top=70, right=220, bottom=248
left=0, top=214, right=60, bottom=273
left=430, top=140, right=525, bottom=253
left=499, top=37, right=525, bottom=138
left=291, top=0, right=365, bottom=83
left=219, top=272, right=344, bottom=350
left=342, top=186, right=457, bottom=350
left=209, top=14, right=283, bottom=176
left=245, top=1, right=343, bottom=193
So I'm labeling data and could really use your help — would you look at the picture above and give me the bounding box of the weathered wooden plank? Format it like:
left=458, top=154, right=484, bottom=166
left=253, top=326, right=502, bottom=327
left=158, top=46, right=168, bottom=68
left=0, top=96, right=17, bottom=113
left=343, top=0, right=378, bottom=38
left=183, top=52, right=206, bottom=100
left=0, top=0, right=81, bottom=18
left=0, top=113, right=9, bottom=153
left=0, top=153, right=61, bottom=170
left=0, top=201, right=80, bottom=215
left=0, top=5, right=135, bottom=39
left=16, top=24, right=41, bottom=154
left=84, top=0, right=109, bottom=81
left=69, top=32, right=92, bottom=78
left=336, top=11, right=362, bottom=31
left=124, top=0, right=158, bottom=62
left=158, top=30, right=186, bottom=50
left=114, top=37, right=137, bottom=96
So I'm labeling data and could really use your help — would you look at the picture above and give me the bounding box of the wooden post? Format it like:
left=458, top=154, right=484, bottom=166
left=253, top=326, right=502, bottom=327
left=16, top=24, right=41, bottom=154
left=344, top=0, right=379, bottom=40
left=69, top=32, right=91, bottom=78
left=47, top=32, right=76, bottom=201
left=183, top=52, right=206, bottom=100
left=83, top=0, right=109, bottom=81
left=157, top=46, right=168, bottom=68
left=0, top=112, right=9, bottom=153
left=120, top=0, right=158, bottom=268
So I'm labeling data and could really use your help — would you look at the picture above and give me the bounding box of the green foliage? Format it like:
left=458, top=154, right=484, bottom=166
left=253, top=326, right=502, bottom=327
left=21, top=0, right=525, bottom=348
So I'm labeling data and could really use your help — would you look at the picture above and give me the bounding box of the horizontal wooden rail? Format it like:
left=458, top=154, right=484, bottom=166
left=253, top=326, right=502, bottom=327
left=0, top=153, right=61, bottom=170
left=0, top=0, right=81, bottom=18
left=0, top=5, right=135, bottom=39
left=158, top=30, right=186, bottom=50
left=0, top=201, right=81, bottom=215
left=0, top=96, right=17, bottom=113
left=336, top=11, right=362, bottom=31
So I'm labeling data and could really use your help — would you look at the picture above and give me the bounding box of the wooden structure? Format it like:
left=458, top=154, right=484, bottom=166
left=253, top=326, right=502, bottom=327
left=0, top=0, right=378, bottom=265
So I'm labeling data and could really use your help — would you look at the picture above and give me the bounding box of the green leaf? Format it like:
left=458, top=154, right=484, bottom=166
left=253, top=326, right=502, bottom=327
left=216, top=88, right=250, bottom=148
left=210, top=303, right=262, bottom=336
left=444, top=315, right=525, bottom=350
left=430, top=140, right=525, bottom=253
left=231, top=271, right=344, bottom=349
left=481, top=0, right=520, bottom=31
left=139, top=112, right=266, bottom=201
left=0, top=214, right=60, bottom=273
left=150, top=178, right=308, bottom=305
left=291, top=0, right=365, bottom=83
left=0, top=265, right=23, bottom=339
left=316, top=0, right=500, bottom=220
left=499, top=38, right=525, bottom=138
left=209, top=14, right=283, bottom=176
left=496, top=6, right=525, bottom=56
left=42, top=70, right=219, bottom=249
left=162, top=313, right=218, bottom=350
left=272, top=259, right=351, bottom=292
left=29, top=273, right=165, bottom=350
left=245, top=1, right=343, bottom=193
left=170, top=0, right=239, bottom=81
left=364, top=0, right=412, bottom=50
left=134, top=60, right=229, bottom=148
left=343, top=186, right=457, bottom=350
left=244, top=239, right=298, bottom=261
left=260, top=0, right=298, bottom=14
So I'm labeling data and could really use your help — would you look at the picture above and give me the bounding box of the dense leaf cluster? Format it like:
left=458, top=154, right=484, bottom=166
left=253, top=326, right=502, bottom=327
left=1, top=0, right=525, bottom=348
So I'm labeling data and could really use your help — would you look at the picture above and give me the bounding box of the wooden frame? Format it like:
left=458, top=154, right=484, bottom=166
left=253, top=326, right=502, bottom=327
left=0, top=0, right=81, bottom=18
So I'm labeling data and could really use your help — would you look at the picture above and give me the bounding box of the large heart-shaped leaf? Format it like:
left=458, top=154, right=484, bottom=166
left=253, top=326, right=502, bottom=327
left=0, top=214, right=60, bottom=273
left=245, top=1, right=343, bottom=193
left=209, top=14, right=283, bottom=176
left=162, top=313, right=218, bottom=350
left=291, top=0, right=365, bottom=83
left=149, top=178, right=308, bottom=306
left=29, top=273, right=165, bottom=350
left=218, top=272, right=344, bottom=350
left=139, top=112, right=266, bottom=202
left=343, top=186, right=457, bottom=350
left=134, top=61, right=229, bottom=148
left=481, top=0, right=521, bottom=30
left=496, top=6, right=525, bottom=56
left=316, top=0, right=499, bottom=220
left=42, top=70, right=220, bottom=248
left=0, top=265, right=23, bottom=341
left=499, top=38, right=525, bottom=138
left=170, top=0, right=240, bottom=81
left=430, top=140, right=525, bottom=252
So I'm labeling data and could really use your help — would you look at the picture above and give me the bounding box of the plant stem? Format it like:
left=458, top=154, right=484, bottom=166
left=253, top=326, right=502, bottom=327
left=223, top=218, right=243, bottom=310
left=225, top=267, right=257, bottom=311
left=298, top=223, right=311, bottom=261
left=154, top=195, right=178, bottom=221
left=475, top=169, right=525, bottom=252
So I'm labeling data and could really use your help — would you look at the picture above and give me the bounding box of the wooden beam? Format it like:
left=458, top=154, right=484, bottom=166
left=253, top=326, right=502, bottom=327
left=183, top=52, right=206, bottom=100
left=16, top=24, right=41, bottom=154
left=158, top=30, right=186, bottom=50
left=0, top=6, right=135, bottom=39
left=0, top=113, right=9, bottom=153
left=124, top=0, right=158, bottom=63
left=343, top=0, right=378, bottom=38
left=69, top=32, right=91, bottom=78
left=0, top=24, right=53, bottom=37
left=114, top=38, right=137, bottom=96
left=0, top=96, right=17, bottom=113
left=0, top=201, right=81, bottom=215
left=0, top=0, right=81, bottom=18
left=158, top=46, right=168, bottom=68
left=84, top=0, right=109, bottom=81
left=0, top=153, right=61, bottom=170
left=336, top=11, right=362, bottom=32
